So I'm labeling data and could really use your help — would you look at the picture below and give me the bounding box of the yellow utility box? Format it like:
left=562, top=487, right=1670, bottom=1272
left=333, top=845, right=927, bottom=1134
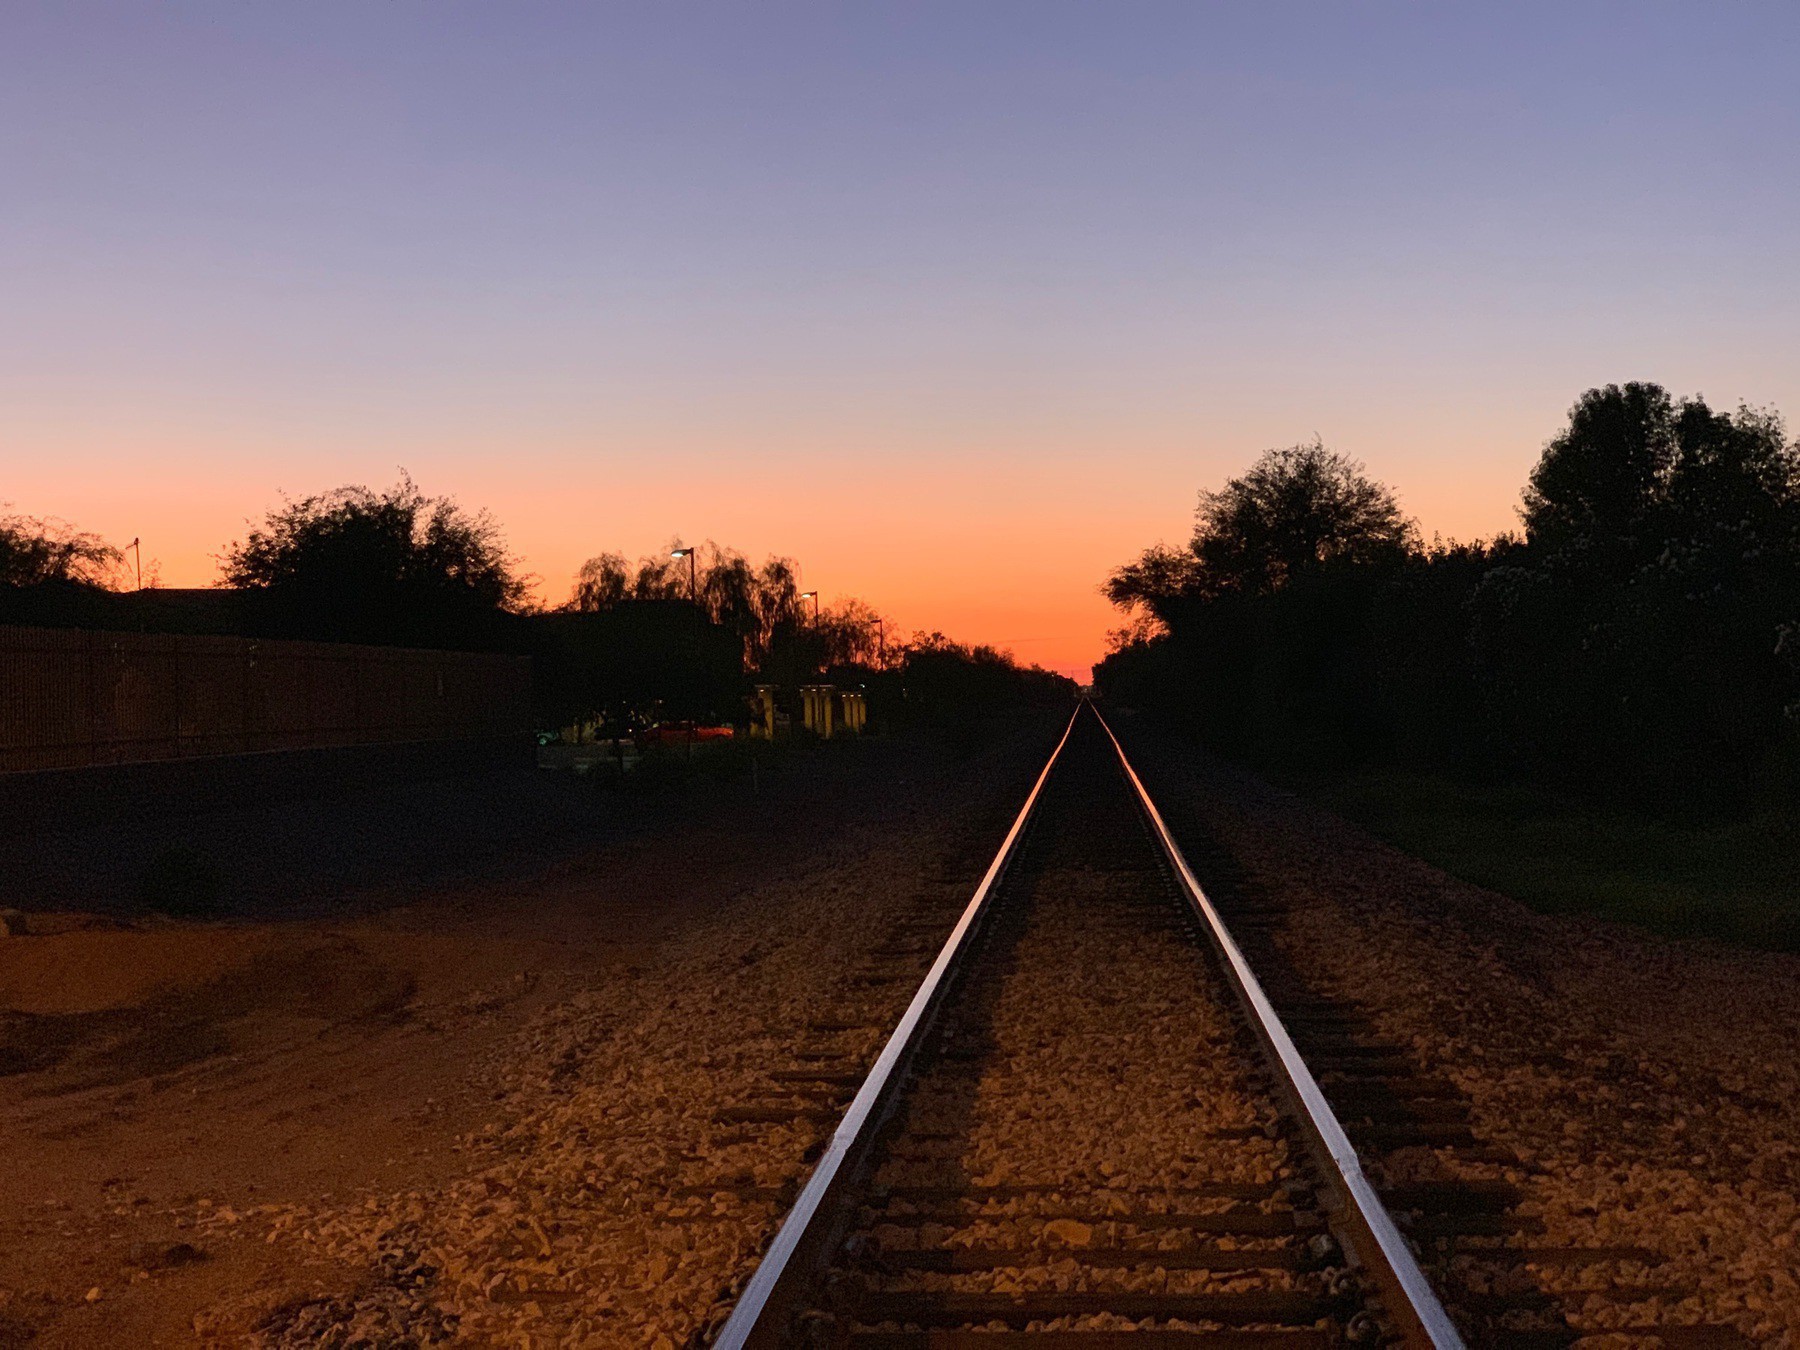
left=839, top=690, right=868, bottom=733
left=800, top=684, right=836, bottom=738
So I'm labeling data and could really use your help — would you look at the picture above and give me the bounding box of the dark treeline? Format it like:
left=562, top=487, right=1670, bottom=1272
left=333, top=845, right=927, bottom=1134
left=539, top=541, right=877, bottom=730
left=1099, top=383, right=1800, bottom=815
left=2, top=476, right=1074, bottom=735
left=0, top=511, right=132, bottom=629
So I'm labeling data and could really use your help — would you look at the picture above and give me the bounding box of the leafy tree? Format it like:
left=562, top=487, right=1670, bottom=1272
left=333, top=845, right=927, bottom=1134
left=0, top=509, right=121, bottom=588
left=220, top=476, right=528, bottom=648
left=1666, top=400, right=1798, bottom=539
left=1522, top=381, right=1677, bottom=551
left=1477, top=388, right=1800, bottom=801
left=558, top=541, right=904, bottom=731
left=0, top=508, right=131, bottom=628
left=1520, top=383, right=1798, bottom=557
left=1192, top=440, right=1415, bottom=593
left=572, top=552, right=631, bottom=611
left=569, top=541, right=890, bottom=678
left=1101, top=544, right=1199, bottom=627
left=555, top=539, right=1072, bottom=737
left=817, top=597, right=887, bottom=669
left=1101, top=441, right=1418, bottom=763
left=1103, top=383, right=1800, bottom=812
left=1106, top=440, right=1415, bottom=619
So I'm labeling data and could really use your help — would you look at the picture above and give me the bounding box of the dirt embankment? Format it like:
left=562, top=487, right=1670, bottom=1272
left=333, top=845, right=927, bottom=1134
left=0, top=721, right=1062, bottom=1349
left=1117, top=717, right=1800, bottom=1345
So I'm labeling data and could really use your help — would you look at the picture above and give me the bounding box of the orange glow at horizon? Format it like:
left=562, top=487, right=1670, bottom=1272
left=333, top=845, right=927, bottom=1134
left=5, top=428, right=1535, bottom=681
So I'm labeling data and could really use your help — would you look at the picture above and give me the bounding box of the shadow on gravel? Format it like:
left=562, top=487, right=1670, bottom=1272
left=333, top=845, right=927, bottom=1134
left=1163, top=807, right=1579, bottom=1343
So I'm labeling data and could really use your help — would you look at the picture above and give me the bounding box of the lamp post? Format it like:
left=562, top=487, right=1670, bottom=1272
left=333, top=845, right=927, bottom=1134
left=798, top=590, right=823, bottom=681
left=670, top=546, right=697, bottom=602
left=669, top=546, right=701, bottom=758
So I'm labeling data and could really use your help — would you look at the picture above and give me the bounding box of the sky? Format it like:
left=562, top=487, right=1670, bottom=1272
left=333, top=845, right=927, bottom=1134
left=3, top=3, right=1797, bottom=677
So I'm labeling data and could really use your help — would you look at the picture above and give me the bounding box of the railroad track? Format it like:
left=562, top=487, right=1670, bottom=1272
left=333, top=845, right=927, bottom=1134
left=1124, top=739, right=1754, bottom=1350
left=713, top=705, right=1458, bottom=1347
left=709, top=705, right=1751, bottom=1348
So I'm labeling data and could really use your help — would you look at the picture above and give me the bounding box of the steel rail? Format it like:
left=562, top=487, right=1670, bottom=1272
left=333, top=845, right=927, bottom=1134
left=1093, top=706, right=1466, bottom=1350
left=713, top=707, right=1082, bottom=1350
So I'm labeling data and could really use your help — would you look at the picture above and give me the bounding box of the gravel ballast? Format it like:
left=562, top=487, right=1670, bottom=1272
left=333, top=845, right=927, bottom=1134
left=1118, top=719, right=1800, bottom=1345
left=177, top=726, right=1062, bottom=1349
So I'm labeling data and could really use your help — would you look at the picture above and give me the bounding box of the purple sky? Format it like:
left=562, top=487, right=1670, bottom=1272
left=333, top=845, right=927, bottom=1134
left=4, top=2, right=1797, bottom=674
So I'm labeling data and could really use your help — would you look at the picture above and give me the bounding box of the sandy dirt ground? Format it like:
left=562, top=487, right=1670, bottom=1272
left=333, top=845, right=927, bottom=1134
left=0, top=723, right=1059, bottom=1348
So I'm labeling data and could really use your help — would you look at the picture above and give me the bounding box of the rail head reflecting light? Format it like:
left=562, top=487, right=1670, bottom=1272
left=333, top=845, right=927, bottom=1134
left=1091, top=706, right=1466, bottom=1350
left=714, top=702, right=1465, bottom=1349
left=712, top=707, right=1081, bottom=1350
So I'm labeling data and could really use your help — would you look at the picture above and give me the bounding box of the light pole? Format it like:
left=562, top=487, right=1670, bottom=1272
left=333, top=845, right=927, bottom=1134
left=670, top=545, right=701, bottom=755
left=799, top=590, right=823, bottom=680
left=670, top=546, right=697, bottom=602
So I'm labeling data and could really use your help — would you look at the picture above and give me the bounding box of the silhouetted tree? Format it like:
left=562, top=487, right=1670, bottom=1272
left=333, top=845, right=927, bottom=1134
left=1519, top=382, right=1799, bottom=567
left=220, top=476, right=528, bottom=648
left=572, top=552, right=631, bottom=611
left=1522, top=382, right=1677, bottom=552
left=0, top=508, right=133, bottom=629
left=555, top=540, right=1074, bottom=737
left=1193, top=440, right=1415, bottom=592
left=1102, top=383, right=1800, bottom=813
left=1102, top=442, right=1418, bottom=763
left=0, top=510, right=121, bottom=588
left=1102, top=544, right=1200, bottom=627
left=568, top=541, right=893, bottom=683
left=1474, top=386, right=1800, bottom=801
left=1107, top=441, right=1414, bottom=619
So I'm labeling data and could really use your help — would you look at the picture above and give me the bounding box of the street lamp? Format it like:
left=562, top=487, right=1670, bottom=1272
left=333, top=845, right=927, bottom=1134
left=670, top=546, right=697, bottom=602
left=669, top=546, right=702, bottom=755
left=798, top=591, right=824, bottom=683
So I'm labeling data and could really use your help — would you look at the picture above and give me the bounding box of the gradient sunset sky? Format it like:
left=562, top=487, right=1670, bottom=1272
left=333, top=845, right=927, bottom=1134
left=5, top=3, right=1797, bottom=676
